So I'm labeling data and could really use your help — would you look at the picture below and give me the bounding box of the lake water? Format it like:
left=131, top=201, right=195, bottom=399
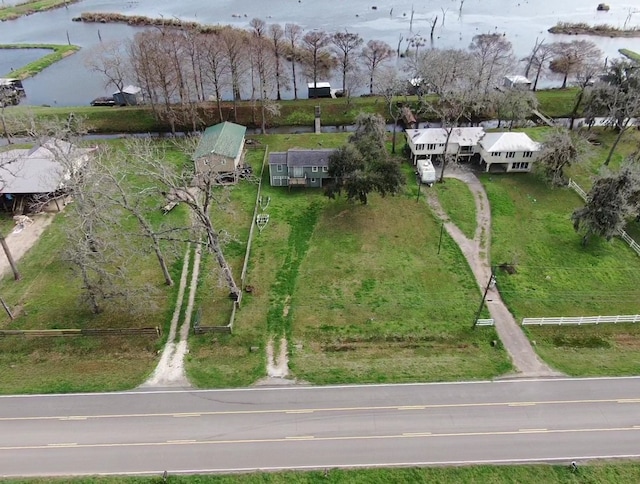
left=0, top=48, right=52, bottom=75
left=1, top=0, right=640, bottom=106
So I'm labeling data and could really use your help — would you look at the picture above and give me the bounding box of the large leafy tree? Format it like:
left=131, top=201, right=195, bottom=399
left=572, top=164, right=640, bottom=245
left=325, top=113, right=404, bottom=204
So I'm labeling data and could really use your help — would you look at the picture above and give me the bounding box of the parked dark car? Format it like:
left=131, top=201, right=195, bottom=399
left=90, top=96, right=116, bottom=107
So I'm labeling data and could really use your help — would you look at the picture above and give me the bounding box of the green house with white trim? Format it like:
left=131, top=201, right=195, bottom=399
left=193, top=122, right=246, bottom=182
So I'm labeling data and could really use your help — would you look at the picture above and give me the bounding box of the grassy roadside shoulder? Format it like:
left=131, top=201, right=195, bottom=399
left=2, top=44, right=81, bottom=79
left=7, top=461, right=640, bottom=483
left=0, top=0, right=80, bottom=21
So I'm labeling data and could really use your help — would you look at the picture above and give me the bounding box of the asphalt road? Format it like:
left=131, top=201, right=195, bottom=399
left=2, top=377, right=640, bottom=478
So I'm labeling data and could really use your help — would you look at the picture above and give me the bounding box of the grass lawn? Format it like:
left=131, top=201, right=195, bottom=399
left=8, top=462, right=640, bottom=483
left=220, top=134, right=510, bottom=384
left=482, top=131, right=640, bottom=375
left=433, top=177, right=477, bottom=239
left=0, top=141, right=189, bottom=394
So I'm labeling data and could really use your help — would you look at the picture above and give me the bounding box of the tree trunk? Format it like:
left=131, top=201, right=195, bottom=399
left=569, top=89, right=584, bottom=130
left=205, top=221, right=241, bottom=301
left=604, top=124, right=628, bottom=166
left=391, top=122, right=397, bottom=154
left=369, top=75, right=374, bottom=95
left=0, top=234, right=20, bottom=281
left=562, top=73, right=568, bottom=89
left=291, top=55, right=298, bottom=100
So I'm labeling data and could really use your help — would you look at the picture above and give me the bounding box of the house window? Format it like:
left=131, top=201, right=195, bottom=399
left=416, top=144, right=425, bottom=150
left=426, top=143, right=437, bottom=150
left=506, top=152, right=516, bottom=158
left=310, top=178, right=316, bottom=183
left=276, top=164, right=283, bottom=172
left=523, top=151, right=533, bottom=158
left=511, top=162, right=530, bottom=170
left=322, top=166, right=328, bottom=172
left=312, top=166, right=318, bottom=172
left=492, top=152, right=502, bottom=157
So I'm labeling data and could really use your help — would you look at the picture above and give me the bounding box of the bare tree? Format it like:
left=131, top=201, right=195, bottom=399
left=360, top=40, right=395, bottom=95
left=284, top=23, right=303, bottom=99
left=220, top=26, right=249, bottom=120
left=429, top=16, right=438, bottom=44
left=568, top=48, right=603, bottom=129
left=469, top=33, right=514, bottom=95
left=133, top=138, right=242, bottom=301
left=527, top=42, right=555, bottom=92
left=84, top=40, right=131, bottom=95
left=549, top=40, right=601, bottom=89
left=376, top=68, right=408, bottom=154
left=94, top=144, right=176, bottom=286
left=586, top=60, right=640, bottom=166
left=415, top=49, right=479, bottom=181
left=269, top=23, right=288, bottom=101
left=331, top=30, right=363, bottom=94
left=200, top=31, right=230, bottom=122
left=301, top=30, right=333, bottom=89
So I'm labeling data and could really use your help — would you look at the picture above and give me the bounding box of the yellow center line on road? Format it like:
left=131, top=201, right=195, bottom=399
left=2, top=397, right=637, bottom=423
left=2, top=426, right=638, bottom=452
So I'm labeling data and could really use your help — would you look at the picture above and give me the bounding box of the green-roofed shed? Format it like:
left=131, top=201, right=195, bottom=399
left=193, top=122, right=246, bottom=181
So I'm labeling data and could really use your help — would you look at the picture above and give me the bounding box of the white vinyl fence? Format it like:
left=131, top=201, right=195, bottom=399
left=475, top=319, right=495, bottom=326
left=522, top=314, right=640, bottom=326
left=568, top=179, right=640, bottom=257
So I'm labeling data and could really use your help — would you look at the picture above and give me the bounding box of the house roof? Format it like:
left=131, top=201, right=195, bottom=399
left=113, top=85, right=141, bottom=96
left=406, top=127, right=485, bottom=147
left=193, top=122, right=247, bottom=160
left=268, top=149, right=336, bottom=167
left=479, top=132, right=541, bottom=153
left=505, top=75, right=531, bottom=84
left=307, top=82, right=331, bottom=89
left=0, top=139, right=93, bottom=194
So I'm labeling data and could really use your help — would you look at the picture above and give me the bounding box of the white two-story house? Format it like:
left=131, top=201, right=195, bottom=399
left=477, top=132, right=541, bottom=173
left=405, top=127, right=485, bottom=165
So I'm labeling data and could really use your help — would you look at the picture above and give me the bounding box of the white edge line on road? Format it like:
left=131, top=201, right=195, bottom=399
left=3, top=376, right=640, bottom=399
left=6, top=454, right=640, bottom=478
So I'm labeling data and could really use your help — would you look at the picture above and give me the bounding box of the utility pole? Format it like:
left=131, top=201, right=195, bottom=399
left=472, top=267, right=495, bottom=329
left=437, top=222, right=445, bottom=254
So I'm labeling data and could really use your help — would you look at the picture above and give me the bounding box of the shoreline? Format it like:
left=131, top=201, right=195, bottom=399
left=549, top=22, right=640, bottom=38
left=0, top=0, right=81, bottom=22
left=1, top=44, right=80, bottom=80
left=76, top=12, right=222, bottom=33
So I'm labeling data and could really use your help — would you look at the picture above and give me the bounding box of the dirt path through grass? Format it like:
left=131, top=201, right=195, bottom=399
left=427, top=166, right=562, bottom=378
left=141, top=244, right=202, bottom=388
left=0, top=213, right=55, bottom=279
